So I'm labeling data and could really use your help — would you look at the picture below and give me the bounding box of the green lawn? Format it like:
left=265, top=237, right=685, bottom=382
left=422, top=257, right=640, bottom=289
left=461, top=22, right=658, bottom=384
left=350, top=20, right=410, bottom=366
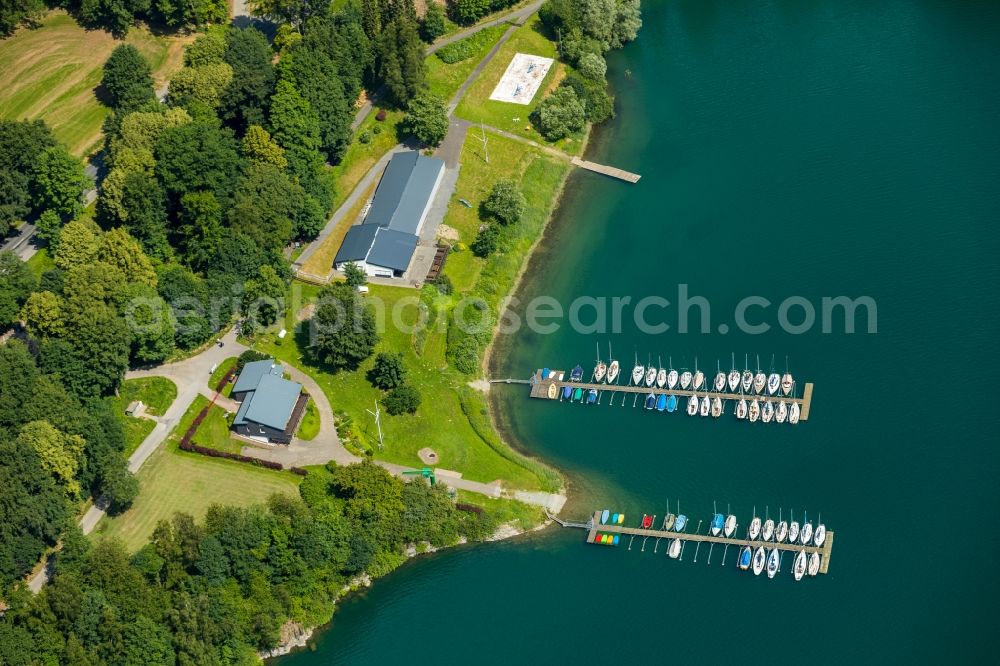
left=453, top=16, right=585, bottom=155
left=0, top=11, right=190, bottom=156
left=110, top=377, right=177, bottom=455
left=208, top=356, right=238, bottom=395
left=426, top=24, right=509, bottom=101
left=25, top=248, right=55, bottom=280
left=296, top=398, right=320, bottom=440
left=328, top=108, right=406, bottom=211
left=97, top=395, right=300, bottom=551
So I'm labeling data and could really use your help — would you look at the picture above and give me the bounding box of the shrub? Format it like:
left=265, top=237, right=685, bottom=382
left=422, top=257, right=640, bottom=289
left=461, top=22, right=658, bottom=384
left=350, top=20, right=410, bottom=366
left=369, top=352, right=407, bottom=390
left=578, top=52, right=607, bottom=81
left=471, top=223, right=500, bottom=257
left=534, top=85, right=586, bottom=141
left=450, top=336, right=480, bottom=375
left=384, top=383, right=421, bottom=415
left=483, top=178, right=526, bottom=225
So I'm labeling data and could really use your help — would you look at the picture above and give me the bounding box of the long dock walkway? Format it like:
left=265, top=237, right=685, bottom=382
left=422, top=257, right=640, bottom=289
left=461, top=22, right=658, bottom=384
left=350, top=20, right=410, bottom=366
left=571, top=156, right=641, bottom=183
left=584, top=511, right=834, bottom=574
left=528, top=369, right=814, bottom=421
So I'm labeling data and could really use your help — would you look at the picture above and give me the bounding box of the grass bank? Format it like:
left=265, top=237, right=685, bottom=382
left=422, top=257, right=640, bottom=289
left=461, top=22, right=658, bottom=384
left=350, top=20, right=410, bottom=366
left=110, top=376, right=177, bottom=455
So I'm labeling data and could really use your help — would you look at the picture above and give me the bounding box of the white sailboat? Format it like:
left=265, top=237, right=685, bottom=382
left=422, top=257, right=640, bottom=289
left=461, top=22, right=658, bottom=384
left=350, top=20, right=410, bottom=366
left=767, top=372, right=780, bottom=395
left=645, top=365, right=657, bottom=387
left=814, top=523, right=826, bottom=547
left=711, top=396, right=723, bottom=418
left=724, top=514, right=737, bottom=537
left=741, top=355, right=753, bottom=392
left=693, top=358, right=705, bottom=390
left=762, top=518, right=775, bottom=541
left=752, top=546, right=766, bottom=576
left=782, top=373, right=793, bottom=395
left=686, top=395, right=698, bottom=416
left=788, top=519, right=800, bottom=544
left=800, top=521, right=814, bottom=545
left=631, top=353, right=644, bottom=385
left=766, top=549, right=780, bottom=579
left=667, top=369, right=678, bottom=390
left=680, top=370, right=692, bottom=390
left=775, top=520, right=788, bottom=543
left=794, top=550, right=807, bottom=581
left=761, top=400, right=774, bottom=423
left=789, top=401, right=800, bottom=425
left=656, top=358, right=667, bottom=388
left=727, top=368, right=740, bottom=391
left=749, top=515, right=762, bottom=540
left=775, top=401, right=788, bottom=423
left=749, top=400, right=761, bottom=423
left=714, top=370, right=726, bottom=392
left=607, top=359, right=619, bottom=384
left=668, top=538, right=682, bottom=559
left=736, top=398, right=748, bottom=419
left=754, top=355, right=766, bottom=393
left=808, top=551, right=820, bottom=576
left=699, top=395, right=710, bottom=417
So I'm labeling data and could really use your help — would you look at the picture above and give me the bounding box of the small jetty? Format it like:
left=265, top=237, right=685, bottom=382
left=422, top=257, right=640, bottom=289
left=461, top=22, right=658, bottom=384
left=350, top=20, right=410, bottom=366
left=563, top=509, right=834, bottom=577
left=570, top=156, right=641, bottom=183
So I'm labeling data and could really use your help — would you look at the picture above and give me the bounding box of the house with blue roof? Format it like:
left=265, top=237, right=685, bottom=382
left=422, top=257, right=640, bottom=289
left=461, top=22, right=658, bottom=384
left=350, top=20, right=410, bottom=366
left=334, top=150, right=445, bottom=278
left=231, top=359, right=307, bottom=444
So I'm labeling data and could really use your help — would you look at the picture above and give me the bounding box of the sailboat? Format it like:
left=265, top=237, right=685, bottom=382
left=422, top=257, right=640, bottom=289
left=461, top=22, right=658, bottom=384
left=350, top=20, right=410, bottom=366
left=736, top=398, right=748, bottom=419
left=656, top=393, right=667, bottom=412
left=714, top=361, right=726, bottom=391
left=711, top=396, right=723, bottom=417
left=762, top=517, right=775, bottom=541
left=667, top=358, right=678, bottom=389
left=724, top=514, right=737, bottom=537
left=808, top=551, right=820, bottom=576
left=645, top=356, right=657, bottom=387
left=814, top=523, right=827, bottom=547
left=775, top=520, right=788, bottom=543
left=666, top=394, right=678, bottom=412
left=748, top=515, right=762, bottom=540
left=644, top=393, right=656, bottom=410
left=631, top=353, right=644, bottom=386
left=788, top=519, right=800, bottom=544
left=738, top=546, right=752, bottom=570
left=675, top=513, right=688, bottom=532
left=767, top=373, right=780, bottom=395
left=693, top=359, right=705, bottom=390
left=727, top=368, right=740, bottom=391
left=754, top=355, right=766, bottom=394
left=789, top=401, right=800, bottom=425
left=710, top=513, right=724, bottom=536
left=766, top=549, right=780, bottom=579
left=699, top=395, right=710, bottom=417
left=668, top=539, right=682, bottom=559
left=794, top=550, right=807, bottom=581
left=606, top=342, right=619, bottom=384
left=800, top=520, right=814, bottom=545
left=741, top=354, right=753, bottom=392
left=761, top=400, right=774, bottom=423
left=752, top=547, right=766, bottom=576
left=656, top=357, right=667, bottom=388
left=680, top=370, right=692, bottom=390
left=775, top=401, right=788, bottom=423
left=686, top=395, right=698, bottom=415
left=663, top=509, right=676, bottom=531
left=749, top=400, right=761, bottom=422
left=593, top=344, right=606, bottom=382
left=782, top=373, right=793, bottom=395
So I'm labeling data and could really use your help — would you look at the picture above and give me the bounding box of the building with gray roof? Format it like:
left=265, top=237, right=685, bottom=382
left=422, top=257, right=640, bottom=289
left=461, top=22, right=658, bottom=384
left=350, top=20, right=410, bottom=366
left=334, top=150, right=445, bottom=278
left=231, top=358, right=307, bottom=444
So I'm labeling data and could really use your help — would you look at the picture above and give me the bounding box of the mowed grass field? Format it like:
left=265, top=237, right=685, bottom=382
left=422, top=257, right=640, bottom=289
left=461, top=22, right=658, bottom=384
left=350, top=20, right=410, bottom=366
left=0, top=11, right=190, bottom=156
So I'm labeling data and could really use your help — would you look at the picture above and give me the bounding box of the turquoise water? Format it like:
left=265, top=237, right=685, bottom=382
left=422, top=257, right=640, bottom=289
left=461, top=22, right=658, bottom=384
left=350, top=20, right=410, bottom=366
left=281, top=0, right=1000, bottom=662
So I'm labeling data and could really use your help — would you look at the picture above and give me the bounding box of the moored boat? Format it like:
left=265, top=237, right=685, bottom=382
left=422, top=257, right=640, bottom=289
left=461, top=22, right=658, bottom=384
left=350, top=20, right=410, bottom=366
left=644, top=393, right=656, bottom=410
left=738, top=546, right=752, bottom=570
left=714, top=371, right=726, bottom=391
left=663, top=513, right=676, bottom=530
left=570, top=365, right=584, bottom=382
left=686, top=395, right=698, bottom=415
left=710, top=513, right=724, bottom=536
left=607, top=360, right=620, bottom=383
left=693, top=369, right=705, bottom=390
left=766, top=549, right=780, bottom=579
left=741, top=370, right=753, bottom=393
left=789, top=401, right=800, bottom=424
left=794, top=550, right=807, bottom=581
left=611, top=513, right=619, bottom=524
left=749, top=400, right=761, bottom=422
left=617, top=513, right=625, bottom=525
left=788, top=520, right=800, bottom=544
left=656, top=393, right=667, bottom=411
left=736, top=398, right=748, bottom=419
left=667, top=368, right=678, bottom=389
left=645, top=366, right=657, bottom=387
left=781, top=372, right=793, bottom=395
left=699, top=395, right=710, bottom=417
left=573, top=387, right=583, bottom=402
left=641, top=514, right=653, bottom=529
left=586, top=389, right=598, bottom=404
left=561, top=385, right=572, bottom=400
left=631, top=362, right=644, bottom=386
left=775, top=520, right=788, bottom=543
left=808, top=551, right=820, bottom=576
left=749, top=515, right=762, bottom=540
left=775, top=401, right=788, bottom=423
left=594, top=361, right=607, bottom=383
left=601, top=509, right=609, bottom=524
left=762, top=518, right=774, bottom=541
left=666, top=394, right=678, bottom=412
left=800, top=521, right=814, bottom=545
left=668, top=539, right=682, bottom=559
left=754, top=372, right=766, bottom=394
left=546, top=383, right=557, bottom=399
left=761, top=400, right=774, bottom=423
left=724, top=514, right=737, bottom=537
left=752, top=547, right=766, bottom=576
left=711, top=396, right=723, bottom=417
left=656, top=367, right=667, bottom=388
left=814, top=523, right=827, bottom=547
left=727, top=369, right=740, bottom=391
left=680, top=370, right=692, bottom=389
left=767, top=372, right=780, bottom=395
left=675, top=514, right=688, bottom=532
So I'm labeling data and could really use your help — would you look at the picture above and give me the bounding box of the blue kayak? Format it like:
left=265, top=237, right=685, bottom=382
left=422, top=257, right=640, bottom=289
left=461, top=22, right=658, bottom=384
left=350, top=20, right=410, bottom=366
left=613, top=535, right=620, bottom=545
left=666, top=394, right=678, bottom=412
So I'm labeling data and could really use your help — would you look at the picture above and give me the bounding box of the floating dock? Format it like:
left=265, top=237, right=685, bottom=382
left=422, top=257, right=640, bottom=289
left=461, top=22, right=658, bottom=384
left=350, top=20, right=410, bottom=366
left=571, top=156, right=641, bottom=183
left=528, top=369, right=814, bottom=422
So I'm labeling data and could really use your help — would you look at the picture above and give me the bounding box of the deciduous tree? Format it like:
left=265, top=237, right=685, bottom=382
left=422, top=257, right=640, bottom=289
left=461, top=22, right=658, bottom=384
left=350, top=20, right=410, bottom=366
left=402, top=92, right=448, bottom=146
left=101, top=44, right=155, bottom=111
left=483, top=178, right=526, bottom=225
left=17, top=420, right=85, bottom=497
left=308, top=283, right=379, bottom=370
left=33, top=145, right=89, bottom=219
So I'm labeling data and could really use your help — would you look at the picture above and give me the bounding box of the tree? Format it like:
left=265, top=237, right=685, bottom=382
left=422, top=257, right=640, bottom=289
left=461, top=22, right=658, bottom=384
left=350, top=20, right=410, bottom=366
left=280, top=43, right=352, bottom=161
left=242, top=125, right=288, bottom=169
left=343, top=261, right=367, bottom=288
left=17, top=420, right=85, bottom=497
left=59, top=300, right=131, bottom=396
left=35, top=208, right=64, bottom=252
left=402, top=92, right=448, bottom=146
left=20, top=290, right=64, bottom=338
left=33, top=145, right=89, bottom=219
left=448, top=0, right=488, bottom=25
left=471, top=223, right=500, bottom=257
left=154, top=122, right=241, bottom=204
left=308, top=283, right=379, bottom=370
left=220, top=27, right=276, bottom=131
left=241, top=264, right=286, bottom=331
left=123, top=283, right=174, bottom=363
left=0, top=0, right=44, bottom=37
left=0, top=168, right=30, bottom=235
left=118, top=170, right=171, bottom=259
left=377, top=18, right=426, bottom=106
left=101, top=45, right=155, bottom=111
left=483, top=178, right=526, bottom=225
left=269, top=78, right=321, bottom=157
left=98, top=227, right=157, bottom=287
left=79, top=0, right=144, bottom=37
left=384, top=383, right=421, bottom=415
left=249, top=0, right=329, bottom=30
left=0, top=250, right=36, bottom=329
left=369, top=352, right=406, bottom=389
left=535, top=85, right=586, bottom=140
left=229, top=164, right=304, bottom=249
left=177, top=190, right=224, bottom=270
left=183, top=32, right=226, bottom=67
left=609, top=0, right=642, bottom=49
left=169, top=62, right=235, bottom=110
left=578, top=52, right=607, bottom=80
left=54, top=219, right=101, bottom=270
left=420, top=1, right=445, bottom=42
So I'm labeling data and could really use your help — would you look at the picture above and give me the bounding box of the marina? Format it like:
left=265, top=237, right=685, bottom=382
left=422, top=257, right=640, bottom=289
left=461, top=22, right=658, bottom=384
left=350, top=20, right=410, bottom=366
left=523, top=361, right=814, bottom=422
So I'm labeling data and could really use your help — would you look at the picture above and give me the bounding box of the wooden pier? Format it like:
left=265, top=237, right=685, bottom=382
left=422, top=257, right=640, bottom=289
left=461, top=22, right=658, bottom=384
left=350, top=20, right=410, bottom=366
left=529, top=369, right=814, bottom=421
left=584, top=511, right=834, bottom=574
left=571, top=156, right=641, bottom=183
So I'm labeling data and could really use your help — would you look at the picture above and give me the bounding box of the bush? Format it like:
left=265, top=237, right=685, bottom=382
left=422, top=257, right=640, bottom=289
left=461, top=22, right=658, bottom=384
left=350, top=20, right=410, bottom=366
left=534, top=85, right=586, bottom=141
left=450, top=336, right=480, bottom=375
left=369, top=352, right=407, bottom=390
left=384, top=383, right=421, bottom=415
left=578, top=52, right=607, bottom=81
left=358, top=130, right=372, bottom=144
left=432, top=273, right=453, bottom=295
left=471, top=223, right=500, bottom=257
left=483, top=178, right=526, bottom=225
left=420, top=1, right=446, bottom=42
left=180, top=439, right=284, bottom=470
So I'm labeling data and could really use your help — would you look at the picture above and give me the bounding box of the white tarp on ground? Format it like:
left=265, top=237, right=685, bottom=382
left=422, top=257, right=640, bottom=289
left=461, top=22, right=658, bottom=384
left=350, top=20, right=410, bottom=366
left=489, top=53, right=554, bottom=104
